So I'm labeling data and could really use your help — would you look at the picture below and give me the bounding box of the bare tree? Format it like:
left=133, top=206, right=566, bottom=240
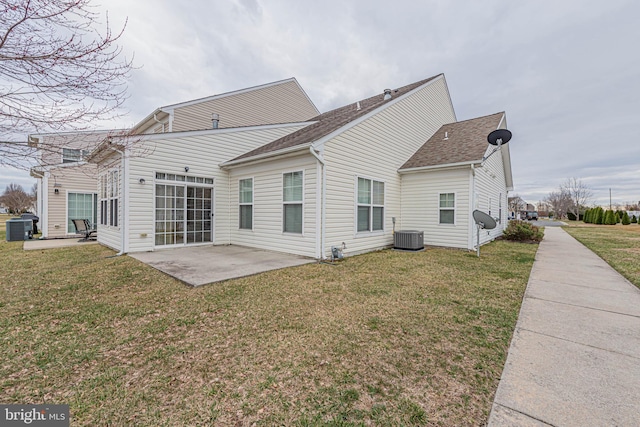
left=508, top=195, right=526, bottom=216
left=0, top=0, right=133, bottom=168
left=544, top=189, right=572, bottom=219
left=0, top=183, right=33, bottom=213
left=561, top=177, right=593, bottom=220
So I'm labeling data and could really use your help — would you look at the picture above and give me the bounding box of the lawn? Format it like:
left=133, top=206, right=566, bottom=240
left=0, top=234, right=537, bottom=426
left=563, top=223, right=640, bottom=288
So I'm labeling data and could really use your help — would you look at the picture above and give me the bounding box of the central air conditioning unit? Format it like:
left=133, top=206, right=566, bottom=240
left=6, top=219, right=32, bottom=242
left=394, top=230, right=424, bottom=251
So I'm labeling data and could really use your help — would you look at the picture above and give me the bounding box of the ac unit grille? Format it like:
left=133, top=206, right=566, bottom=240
left=394, top=230, right=424, bottom=250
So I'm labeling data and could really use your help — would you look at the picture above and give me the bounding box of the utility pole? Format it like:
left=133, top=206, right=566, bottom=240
left=609, top=188, right=612, bottom=211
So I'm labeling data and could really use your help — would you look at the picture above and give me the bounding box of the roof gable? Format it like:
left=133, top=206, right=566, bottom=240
left=400, top=112, right=505, bottom=170
left=226, top=75, right=442, bottom=163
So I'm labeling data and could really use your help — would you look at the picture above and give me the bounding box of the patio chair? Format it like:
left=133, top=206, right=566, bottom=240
left=72, top=219, right=97, bottom=242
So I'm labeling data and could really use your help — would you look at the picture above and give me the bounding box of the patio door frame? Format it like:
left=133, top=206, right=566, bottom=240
left=154, top=176, right=215, bottom=248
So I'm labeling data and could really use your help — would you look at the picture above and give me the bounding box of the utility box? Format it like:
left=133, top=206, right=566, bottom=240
left=6, top=219, right=32, bottom=241
left=394, top=230, right=424, bottom=250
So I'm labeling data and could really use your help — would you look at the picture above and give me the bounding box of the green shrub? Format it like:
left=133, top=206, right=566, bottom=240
left=621, top=211, right=631, bottom=225
left=632, top=215, right=638, bottom=224
left=604, top=210, right=617, bottom=225
left=595, top=207, right=605, bottom=224
left=583, top=209, right=591, bottom=223
left=503, top=220, right=544, bottom=242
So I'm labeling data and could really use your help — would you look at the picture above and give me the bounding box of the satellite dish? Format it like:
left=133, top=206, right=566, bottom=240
left=473, top=210, right=497, bottom=230
left=487, top=129, right=512, bottom=146
left=473, top=210, right=496, bottom=257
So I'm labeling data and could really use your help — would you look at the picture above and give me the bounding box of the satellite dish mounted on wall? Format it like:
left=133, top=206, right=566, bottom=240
left=483, top=128, right=512, bottom=163
left=487, top=129, right=512, bottom=146
left=473, top=209, right=496, bottom=257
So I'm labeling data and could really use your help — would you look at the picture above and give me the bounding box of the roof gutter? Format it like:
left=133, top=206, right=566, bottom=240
left=398, top=160, right=482, bottom=174
left=220, top=143, right=312, bottom=169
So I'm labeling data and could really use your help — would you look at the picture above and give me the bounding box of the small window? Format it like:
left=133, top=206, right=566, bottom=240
left=62, top=148, right=88, bottom=163
left=283, top=171, right=303, bottom=233
left=439, top=193, right=455, bottom=224
left=239, top=178, right=253, bottom=230
left=357, top=177, right=384, bottom=232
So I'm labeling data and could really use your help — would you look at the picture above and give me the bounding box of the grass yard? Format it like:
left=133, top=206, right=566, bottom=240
left=563, top=223, right=640, bottom=288
left=0, top=234, right=537, bottom=426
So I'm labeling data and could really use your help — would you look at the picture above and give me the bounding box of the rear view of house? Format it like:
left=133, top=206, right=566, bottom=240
left=31, top=78, right=320, bottom=239
left=88, top=73, right=514, bottom=258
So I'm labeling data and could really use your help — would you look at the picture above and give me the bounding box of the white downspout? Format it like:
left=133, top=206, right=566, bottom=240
left=108, top=145, right=126, bottom=256
left=309, top=145, right=326, bottom=259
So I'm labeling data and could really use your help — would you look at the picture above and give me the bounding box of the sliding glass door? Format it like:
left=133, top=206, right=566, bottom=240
left=155, top=184, right=213, bottom=246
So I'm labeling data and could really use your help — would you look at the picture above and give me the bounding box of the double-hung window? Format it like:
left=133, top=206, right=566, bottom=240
left=239, top=178, right=253, bottom=230
left=100, top=175, right=108, bottom=225
left=62, top=148, right=89, bottom=163
left=283, top=171, right=303, bottom=233
left=109, top=170, right=119, bottom=227
left=357, top=177, right=384, bottom=232
left=439, top=193, right=455, bottom=224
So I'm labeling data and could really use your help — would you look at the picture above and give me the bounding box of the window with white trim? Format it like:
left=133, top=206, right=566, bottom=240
left=67, top=193, right=97, bottom=233
left=357, top=177, right=384, bottom=232
left=99, top=175, right=108, bottom=225
left=239, top=178, right=253, bottom=230
left=439, top=193, right=455, bottom=224
left=283, top=171, right=303, bottom=233
left=109, top=169, right=119, bottom=227
left=62, top=148, right=89, bottom=163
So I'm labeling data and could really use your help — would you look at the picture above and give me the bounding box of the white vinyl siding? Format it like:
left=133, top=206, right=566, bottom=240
left=321, top=76, right=456, bottom=257
left=239, top=178, right=253, bottom=230
left=123, top=124, right=306, bottom=253
left=229, top=154, right=317, bottom=258
left=474, top=140, right=510, bottom=246
left=439, top=193, right=455, bottom=224
left=400, top=168, right=471, bottom=249
left=171, top=80, right=318, bottom=132
left=43, top=163, right=99, bottom=238
left=283, top=171, right=303, bottom=234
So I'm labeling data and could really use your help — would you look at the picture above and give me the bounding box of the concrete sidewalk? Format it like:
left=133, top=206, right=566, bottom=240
left=489, top=227, right=640, bottom=426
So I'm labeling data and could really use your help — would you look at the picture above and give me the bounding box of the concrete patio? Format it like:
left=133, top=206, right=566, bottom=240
left=129, top=244, right=315, bottom=286
left=23, top=237, right=98, bottom=251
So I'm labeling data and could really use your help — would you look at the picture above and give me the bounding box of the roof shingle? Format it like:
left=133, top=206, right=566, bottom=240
left=400, top=112, right=505, bottom=170
left=227, top=74, right=441, bottom=163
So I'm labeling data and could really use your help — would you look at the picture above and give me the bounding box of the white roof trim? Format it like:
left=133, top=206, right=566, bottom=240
left=220, top=143, right=312, bottom=169
left=29, top=128, right=128, bottom=138
left=114, top=121, right=314, bottom=143
left=398, top=160, right=481, bottom=174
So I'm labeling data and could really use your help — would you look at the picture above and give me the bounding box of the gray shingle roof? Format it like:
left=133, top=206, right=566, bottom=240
left=228, top=74, right=441, bottom=163
left=400, top=112, right=505, bottom=170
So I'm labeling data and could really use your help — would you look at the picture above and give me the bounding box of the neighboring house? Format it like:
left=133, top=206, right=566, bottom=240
left=30, top=78, right=320, bottom=238
left=88, top=73, right=514, bottom=258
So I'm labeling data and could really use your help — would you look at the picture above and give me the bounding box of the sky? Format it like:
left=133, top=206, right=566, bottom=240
left=2, top=0, right=639, bottom=207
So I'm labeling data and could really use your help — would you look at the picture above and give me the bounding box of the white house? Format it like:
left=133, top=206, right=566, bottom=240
left=30, top=78, right=319, bottom=239
left=89, top=73, right=513, bottom=258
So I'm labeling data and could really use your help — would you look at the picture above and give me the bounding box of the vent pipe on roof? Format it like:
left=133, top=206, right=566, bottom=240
left=383, top=89, right=392, bottom=100
left=356, top=101, right=361, bottom=111
left=444, top=131, right=448, bottom=140
left=212, top=113, right=220, bottom=129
